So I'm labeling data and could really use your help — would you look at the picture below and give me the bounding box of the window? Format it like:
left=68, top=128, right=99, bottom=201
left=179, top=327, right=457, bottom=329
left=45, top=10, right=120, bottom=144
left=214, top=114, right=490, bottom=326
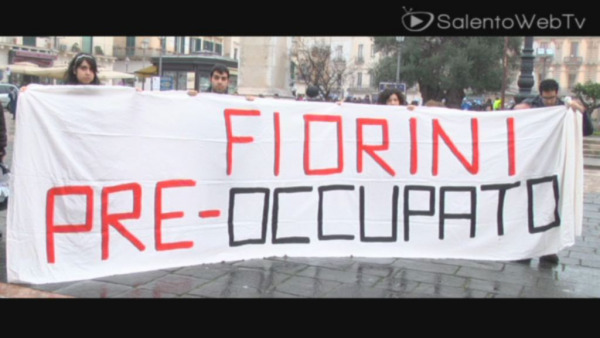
left=234, top=48, right=238, bottom=60
left=203, top=40, right=214, bottom=52
left=191, top=38, right=202, bottom=52
left=215, top=43, right=222, bottom=55
left=200, top=75, right=211, bottom=91
left=23, top=36, right=36, bottom=46
left=568, top=73, right=578, bottom=89
left=175, top=37, right=185, bottom=54
left=126, top=36, right=135, bottom=56
left=357, top=72, right=362, bottom=88
left=82, top=37, right=93, bottom=54
left=336, top=45, right=343, bottom=59
left=571, top=41, right=579, bottom=57
left=174, top=37, right=180, bottom=54
left=358, top=44, right=363, bottom=59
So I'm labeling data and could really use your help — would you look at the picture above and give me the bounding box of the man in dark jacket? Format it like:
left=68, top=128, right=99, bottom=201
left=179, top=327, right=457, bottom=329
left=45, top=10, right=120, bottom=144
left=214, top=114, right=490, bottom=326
left=514, top=79, right=594, bottom=136
left=513, top=79, right=593, bottom=265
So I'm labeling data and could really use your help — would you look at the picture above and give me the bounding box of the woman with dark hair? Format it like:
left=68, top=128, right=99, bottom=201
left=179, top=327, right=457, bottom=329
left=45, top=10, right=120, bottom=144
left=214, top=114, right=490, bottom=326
left=375, top=88, right=418, bottom=111
left=64, top=53, right=101, bottom=85
left=377, top=89, right=407, bottom=105
left=20, top=53, right=102, bottom=94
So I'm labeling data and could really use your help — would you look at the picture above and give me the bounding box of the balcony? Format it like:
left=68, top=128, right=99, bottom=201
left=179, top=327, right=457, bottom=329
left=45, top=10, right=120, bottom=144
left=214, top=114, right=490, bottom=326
left=113, top=46, right=162, bottom=60
left=563, top=56, right=583, bottom=67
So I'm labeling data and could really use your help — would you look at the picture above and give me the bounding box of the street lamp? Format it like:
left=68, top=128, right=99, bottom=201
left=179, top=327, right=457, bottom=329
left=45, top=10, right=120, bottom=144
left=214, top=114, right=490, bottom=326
left=158, top=37, right=165, bottom=79
left=395, top=36, right=404, bottom=84
left=141, top=39, right=149, bottom=68
left=333, top=58, right=346, bottom=100
left=515, top=36, right=535, bottom=104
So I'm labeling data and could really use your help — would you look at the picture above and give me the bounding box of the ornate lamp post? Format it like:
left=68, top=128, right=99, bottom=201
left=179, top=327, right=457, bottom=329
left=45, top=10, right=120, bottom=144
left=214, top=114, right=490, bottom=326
left=395, top=36, right=405, bottom=84
left=515, top=36, right=536, bottom=104
left=158, top=37, right=165, bottom=78
left=141, top=39, right=149, bottom=69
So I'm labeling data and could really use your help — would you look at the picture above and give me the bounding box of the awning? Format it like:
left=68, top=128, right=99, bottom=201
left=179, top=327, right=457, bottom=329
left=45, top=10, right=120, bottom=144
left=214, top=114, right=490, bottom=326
left=97, top=69, right=135, bottom=80
left=134, top=65, right=157, bottom=78
left=3, top=62, right=45, bottom=76
left=32, top=67, right=68, bottom=79
left=2, top=63, right=134, bottom=80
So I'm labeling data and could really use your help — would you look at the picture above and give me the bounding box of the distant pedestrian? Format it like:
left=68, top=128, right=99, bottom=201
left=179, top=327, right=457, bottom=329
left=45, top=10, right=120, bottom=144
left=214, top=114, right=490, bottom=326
left=8, top=87, right=18, bottom=119
left=484, top=98, right=493, bottom=111
left=424, top=99, right=445, bottom=107
left=493, top=97, right=502, bottom=110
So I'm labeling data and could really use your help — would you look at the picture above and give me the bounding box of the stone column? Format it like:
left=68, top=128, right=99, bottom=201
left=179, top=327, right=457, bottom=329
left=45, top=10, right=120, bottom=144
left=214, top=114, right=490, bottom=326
left=237, top=37, right=293, bottom=98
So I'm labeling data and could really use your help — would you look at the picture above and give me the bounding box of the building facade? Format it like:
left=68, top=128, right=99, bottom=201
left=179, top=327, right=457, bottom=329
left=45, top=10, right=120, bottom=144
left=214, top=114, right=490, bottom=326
left=0, top=36, right=116, bottom=86
left=111, top=36, right=240, bottom=90
left=532, top=37, right=600, bottom=95
left=0, top=36, right=240, bottom=89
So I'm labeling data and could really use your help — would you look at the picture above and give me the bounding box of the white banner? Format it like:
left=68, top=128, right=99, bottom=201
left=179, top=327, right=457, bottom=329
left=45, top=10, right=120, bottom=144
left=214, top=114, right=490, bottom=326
left=7, top=85, right=583, bottom=284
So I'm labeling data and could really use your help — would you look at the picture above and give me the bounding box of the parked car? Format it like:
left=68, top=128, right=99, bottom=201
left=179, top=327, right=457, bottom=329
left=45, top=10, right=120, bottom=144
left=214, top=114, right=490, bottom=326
left=0, top=83, right=19, bottom=110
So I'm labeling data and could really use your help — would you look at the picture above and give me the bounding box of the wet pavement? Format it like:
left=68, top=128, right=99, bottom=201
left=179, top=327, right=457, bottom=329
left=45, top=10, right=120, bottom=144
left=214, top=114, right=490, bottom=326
left=1, top=109, right=600, bottom=298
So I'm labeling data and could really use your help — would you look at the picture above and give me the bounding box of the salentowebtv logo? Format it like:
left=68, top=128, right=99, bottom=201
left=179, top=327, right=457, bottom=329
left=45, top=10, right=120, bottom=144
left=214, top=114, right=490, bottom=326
left=401, top=7, right=586, bottom=33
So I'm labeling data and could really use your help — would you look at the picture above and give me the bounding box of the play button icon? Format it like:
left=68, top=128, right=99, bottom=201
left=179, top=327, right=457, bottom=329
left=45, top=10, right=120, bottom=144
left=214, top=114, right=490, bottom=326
left=410, top=15, right=424, bottom=28
left=402, top=9, right=435, bottom=32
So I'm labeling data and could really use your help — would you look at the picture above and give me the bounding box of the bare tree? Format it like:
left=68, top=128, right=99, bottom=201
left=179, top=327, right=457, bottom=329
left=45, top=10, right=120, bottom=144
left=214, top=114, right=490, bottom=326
left=291, top=38, right=356, bottom=100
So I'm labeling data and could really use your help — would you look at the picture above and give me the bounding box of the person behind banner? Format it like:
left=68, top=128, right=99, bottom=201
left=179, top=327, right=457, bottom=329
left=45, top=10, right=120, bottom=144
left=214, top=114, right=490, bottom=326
left=377, top=88, right=407, bottom=105
left=514, top=79, right=593, bottom=136
left=20, top=53, right=101, bottom=93
left=187, top=64, right=256, bottom=101
left=188, top=64, right=230, bottom=96
left=513, top=78, right=592, bottom=265
left=65, top=53, right=102, bottom=85
left=377, top=89, right=417, bottom=111
left=21, top=53, right=141, bottom=93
